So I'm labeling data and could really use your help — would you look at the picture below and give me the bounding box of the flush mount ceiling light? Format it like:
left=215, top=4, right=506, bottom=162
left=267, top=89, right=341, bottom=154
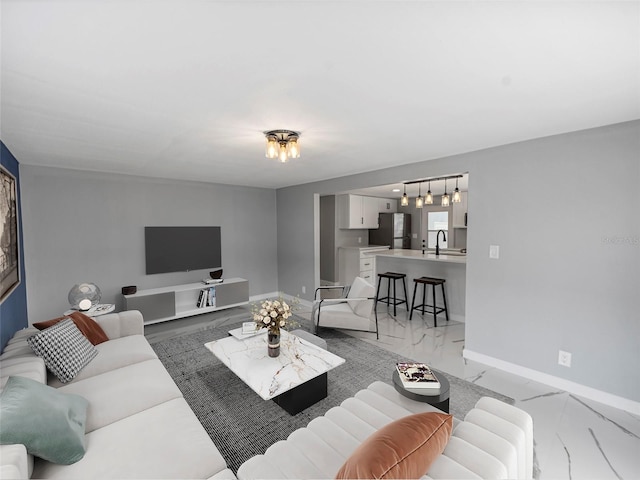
left=401, top=184, right=409, bottom=206
left=264, top=129, right=300, bottom=163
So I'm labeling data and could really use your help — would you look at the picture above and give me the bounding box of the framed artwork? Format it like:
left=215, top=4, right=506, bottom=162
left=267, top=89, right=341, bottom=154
left=0, top=165, right=20, bottom=303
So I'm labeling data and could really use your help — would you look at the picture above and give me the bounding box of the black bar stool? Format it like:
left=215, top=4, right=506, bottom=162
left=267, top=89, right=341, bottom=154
left=375, top=272, right=409, bottom=316
left=410, top=276, right=450, bottom=327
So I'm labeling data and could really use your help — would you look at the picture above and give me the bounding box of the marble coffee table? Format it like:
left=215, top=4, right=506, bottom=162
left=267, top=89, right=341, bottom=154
left=205, top=329, right=344, bottom=415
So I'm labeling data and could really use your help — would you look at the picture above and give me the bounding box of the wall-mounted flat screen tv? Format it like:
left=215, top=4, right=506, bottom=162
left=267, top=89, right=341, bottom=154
left=145, top=226, right=221, bottom=275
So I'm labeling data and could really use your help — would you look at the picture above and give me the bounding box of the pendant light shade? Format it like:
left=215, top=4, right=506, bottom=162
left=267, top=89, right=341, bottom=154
left=425, top=180, right=433, bottom=205
left=453, top=177, right=461, bottom=203
left=401, top=184, right=409, bottom=206
left=416, top=183, right=424, bottom=208
left=441, top=179, right=450, bottom=207
left=286, top=138, right=300, bottom=158
left=278, top=143, right=288, bottom=163
left=265, top=137, right=278, bottom=158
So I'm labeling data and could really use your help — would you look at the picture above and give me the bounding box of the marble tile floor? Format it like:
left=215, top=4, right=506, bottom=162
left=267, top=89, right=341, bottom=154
left=145, top=304, right=640, bottom=480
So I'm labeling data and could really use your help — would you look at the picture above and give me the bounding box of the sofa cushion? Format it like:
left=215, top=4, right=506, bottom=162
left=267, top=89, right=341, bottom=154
left=0, top=376, right=88, bottom=465
left=26, top=319, right=98, bottom=384
left=32, top=398, right=227, bottom=479
left=33, top=312, right=109, bottom=345
left=347, top=277, right=374, bottom=317
left=317, top=303, right=372, bottom=332
left=335, top=411, right=452, bottom=479
left=47, top=334, right=158, bottom=388
left=57, top=359, right=183, bottom=432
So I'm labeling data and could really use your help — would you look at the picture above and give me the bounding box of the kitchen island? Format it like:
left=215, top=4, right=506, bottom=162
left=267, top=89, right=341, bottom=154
left=375, top=249, right=466, bottom=322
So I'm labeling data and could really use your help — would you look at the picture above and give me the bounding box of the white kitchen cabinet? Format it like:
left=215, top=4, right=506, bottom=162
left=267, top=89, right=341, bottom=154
left=338, top=246, right=389, bottom=286
left=378, top=198, right=397, bottom=213
left=338, top=194, right=380, bottom=229
left=452, top=191, right=468, bottom=228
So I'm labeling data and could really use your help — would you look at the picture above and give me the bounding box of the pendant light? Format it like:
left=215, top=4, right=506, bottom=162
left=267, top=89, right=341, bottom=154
left=416, top=183, right=424, bottom=208
left=453, top=177, right=461, bottom=203
left=425, top=180, right=433, bottom=205
left=441, top=179, right=450, bottom=206
left=401, top=184, right=409, bottom=206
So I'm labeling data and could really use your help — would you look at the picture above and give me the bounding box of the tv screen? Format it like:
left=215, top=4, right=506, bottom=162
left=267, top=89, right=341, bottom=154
left=145, top=226, right=222, bottom=275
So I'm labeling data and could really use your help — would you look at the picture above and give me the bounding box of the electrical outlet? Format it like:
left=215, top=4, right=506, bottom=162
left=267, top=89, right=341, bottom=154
left=558, top=350, right=572, bottom=367
left=301, top=286, right=306, bottom=294
left=358, top=237, right=362, bottom=244
left=489, top=245, right=500, bottom=259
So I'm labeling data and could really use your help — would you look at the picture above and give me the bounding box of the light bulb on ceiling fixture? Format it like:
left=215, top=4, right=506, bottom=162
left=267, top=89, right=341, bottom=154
left=425, top=180, right=433, bottom=205
left=453, top=177, right=461, bottom=203
left=416, top=183, right=424, bottom=208
left=278, top=143, right=288, bottom=163
left=401, top=184, right=409, bottom=206
left=286, top=138, right=300, bottom=158
left=441, top=179, right=450, bottom=206
left=265, top=136, right=278, bottom=158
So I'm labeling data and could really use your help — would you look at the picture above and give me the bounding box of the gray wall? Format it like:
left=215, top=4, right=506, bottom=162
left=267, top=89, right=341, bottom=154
left=276, top=121, right=640, bottom=402
left=20, top=166, right=278, bottom=322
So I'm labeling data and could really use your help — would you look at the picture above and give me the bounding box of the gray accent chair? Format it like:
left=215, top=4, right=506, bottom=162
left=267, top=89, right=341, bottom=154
left=312, top=277, right=379, bottom=339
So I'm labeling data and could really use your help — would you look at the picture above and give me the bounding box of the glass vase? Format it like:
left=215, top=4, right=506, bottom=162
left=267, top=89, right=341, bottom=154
left=267, top=326, right=280, bottom=358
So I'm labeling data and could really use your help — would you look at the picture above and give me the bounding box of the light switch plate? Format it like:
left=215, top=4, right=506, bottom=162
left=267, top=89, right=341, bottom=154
left=489, top=245, right=500, bottom=259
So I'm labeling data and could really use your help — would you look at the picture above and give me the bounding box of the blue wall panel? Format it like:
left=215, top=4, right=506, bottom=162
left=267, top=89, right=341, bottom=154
left=0, top=142, right=28, bottom=350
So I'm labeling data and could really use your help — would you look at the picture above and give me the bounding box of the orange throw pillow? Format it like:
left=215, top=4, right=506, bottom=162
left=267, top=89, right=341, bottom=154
left=335, top=411, right=452, bottom=479
left=34, top=312, right=109, bottom=345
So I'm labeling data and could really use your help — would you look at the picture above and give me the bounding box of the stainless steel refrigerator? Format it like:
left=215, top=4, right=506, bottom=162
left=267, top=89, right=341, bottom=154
left=368, top=213, right=412, bottom=249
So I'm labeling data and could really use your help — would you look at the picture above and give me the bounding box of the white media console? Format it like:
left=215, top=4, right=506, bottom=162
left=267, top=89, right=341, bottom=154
left=123, top=277, right=249, bottom=325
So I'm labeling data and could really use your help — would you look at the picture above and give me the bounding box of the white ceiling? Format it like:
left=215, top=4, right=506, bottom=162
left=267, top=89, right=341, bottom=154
left=2, top=1, right=638, bottom=189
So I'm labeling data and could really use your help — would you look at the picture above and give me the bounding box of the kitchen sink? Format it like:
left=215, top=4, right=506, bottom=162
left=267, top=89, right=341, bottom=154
left=425, top=250, right=467, bottom=256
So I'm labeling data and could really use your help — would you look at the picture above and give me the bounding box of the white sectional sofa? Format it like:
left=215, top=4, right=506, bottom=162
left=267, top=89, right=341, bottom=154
left=0, top=310, right=533, bottom=479
left=0, top=310, right=235, bottom=480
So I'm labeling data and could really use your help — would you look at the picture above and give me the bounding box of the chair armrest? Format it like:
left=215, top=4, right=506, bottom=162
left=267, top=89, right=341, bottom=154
left=314, top=285, right=347, bottom=300
left=317, top=298, right=350, bottom=305
left=94, top=310, right=144, bottom=339
left=317, top=296, right=375, bottom=308
left=0, top=444, right=29, bottom=480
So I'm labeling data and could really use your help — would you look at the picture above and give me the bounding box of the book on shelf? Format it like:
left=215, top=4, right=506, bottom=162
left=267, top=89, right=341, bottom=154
left=396, top=362, right=441, bottom=390
left=197, top=288, right=209, bottom=308
left=207, top=287, right=216, bottom=307
left=196, top=289, right=205, bottom=308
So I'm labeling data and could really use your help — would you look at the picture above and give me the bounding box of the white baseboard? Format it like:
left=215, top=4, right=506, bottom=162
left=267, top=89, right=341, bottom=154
left=463, top=349, right=640, bottom=415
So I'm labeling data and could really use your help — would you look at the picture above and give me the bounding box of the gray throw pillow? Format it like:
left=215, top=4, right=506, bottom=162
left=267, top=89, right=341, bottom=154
left=27, top=318, right=98, bottom=383
left=0, top=376, right=88, bottom=464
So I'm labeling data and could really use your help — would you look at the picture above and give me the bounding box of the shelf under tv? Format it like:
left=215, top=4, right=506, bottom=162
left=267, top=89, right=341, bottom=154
left=123, top=277, right=249, bottom=325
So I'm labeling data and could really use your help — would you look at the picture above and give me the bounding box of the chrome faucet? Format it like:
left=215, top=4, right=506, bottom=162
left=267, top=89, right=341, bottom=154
left=435, top=230, right=447, bottom=256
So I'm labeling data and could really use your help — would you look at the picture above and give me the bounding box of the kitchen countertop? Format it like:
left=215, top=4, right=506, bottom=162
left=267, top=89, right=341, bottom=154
left=375, top=249, right=467, bottom=264
left=339, top=245, right=391, bottom=251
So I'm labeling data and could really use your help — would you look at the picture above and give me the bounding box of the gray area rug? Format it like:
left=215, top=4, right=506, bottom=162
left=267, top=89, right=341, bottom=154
left=150, top=319, right=513, bottom=474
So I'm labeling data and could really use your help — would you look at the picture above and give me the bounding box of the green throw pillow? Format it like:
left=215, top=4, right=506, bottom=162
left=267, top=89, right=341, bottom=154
left=0, top=376, right=89, bottom=464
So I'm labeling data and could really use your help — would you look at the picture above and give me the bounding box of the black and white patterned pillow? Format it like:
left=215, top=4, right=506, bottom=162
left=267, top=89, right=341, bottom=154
left=27, top=318, right=98, bottom=383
